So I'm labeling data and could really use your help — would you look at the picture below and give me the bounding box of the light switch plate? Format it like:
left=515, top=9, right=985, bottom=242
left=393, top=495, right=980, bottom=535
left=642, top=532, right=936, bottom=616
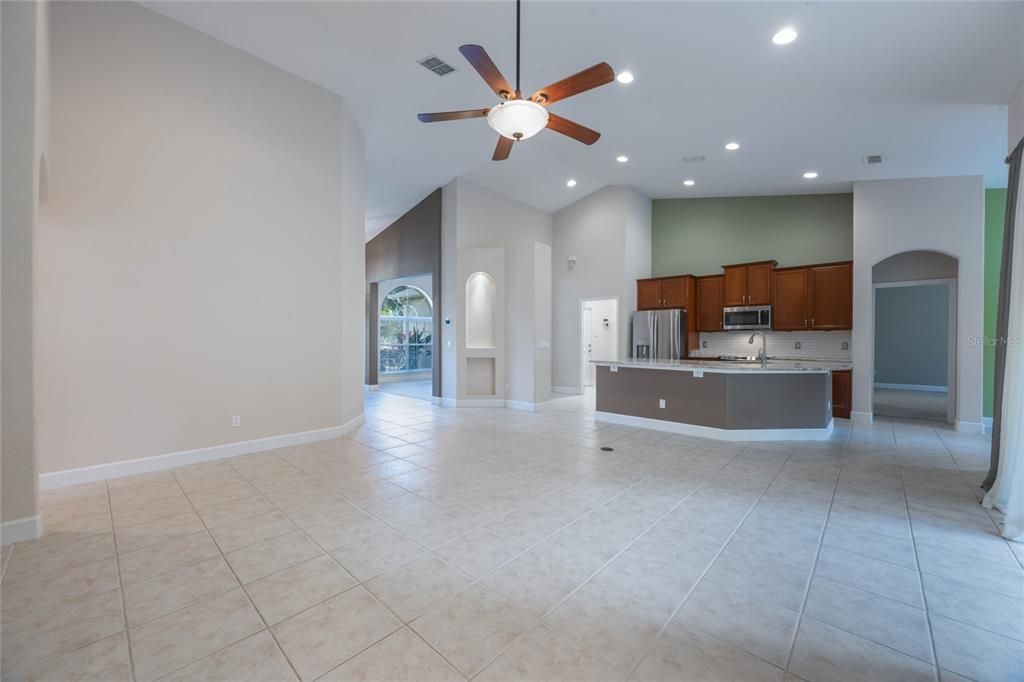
left=610, top=366, right=618, bottom=373
left=794, top=341, right=802, bottom=350
left=693, top=369, right=704, bottom=378
left=658, top=399, right=666, bottom=409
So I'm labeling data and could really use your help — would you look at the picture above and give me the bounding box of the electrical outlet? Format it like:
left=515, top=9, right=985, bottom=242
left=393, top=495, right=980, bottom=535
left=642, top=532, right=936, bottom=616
left=702, top=340, right=708, bottom=348
left=658, top=399, right=666, bottom=409
left=794, top=341, right=802, bottom=350
left=232, top=415, right=241, bottom=427
left=841, top=341, right=849, bottom=350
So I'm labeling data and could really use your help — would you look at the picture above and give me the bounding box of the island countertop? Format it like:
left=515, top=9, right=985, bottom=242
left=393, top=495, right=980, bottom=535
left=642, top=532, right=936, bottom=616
left=593, top=357, right=852, bottom=374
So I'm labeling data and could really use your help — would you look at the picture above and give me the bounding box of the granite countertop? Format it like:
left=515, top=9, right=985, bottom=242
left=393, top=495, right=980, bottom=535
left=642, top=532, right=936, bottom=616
left=592, top=357, right=853, bottom=374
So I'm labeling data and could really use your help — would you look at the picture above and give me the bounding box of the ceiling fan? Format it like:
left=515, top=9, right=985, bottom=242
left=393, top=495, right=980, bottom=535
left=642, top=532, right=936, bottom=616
left=417, top=0, right=616, bottom=161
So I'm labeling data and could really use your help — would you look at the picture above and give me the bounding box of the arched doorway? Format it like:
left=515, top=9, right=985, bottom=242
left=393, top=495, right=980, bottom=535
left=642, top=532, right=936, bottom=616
left=872, top=250, right=958, bottom=423
left=378, top=282, right=433, bottom=400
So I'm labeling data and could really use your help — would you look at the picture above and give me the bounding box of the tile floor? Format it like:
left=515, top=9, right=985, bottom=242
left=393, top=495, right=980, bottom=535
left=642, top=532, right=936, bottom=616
left=873, top=388, right=949, bottom=423
left=2, top=391, right=1022, bottom=681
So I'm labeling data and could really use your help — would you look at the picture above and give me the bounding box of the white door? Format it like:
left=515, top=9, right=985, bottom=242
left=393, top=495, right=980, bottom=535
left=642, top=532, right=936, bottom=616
left=583, top=307, right=595, bottom=387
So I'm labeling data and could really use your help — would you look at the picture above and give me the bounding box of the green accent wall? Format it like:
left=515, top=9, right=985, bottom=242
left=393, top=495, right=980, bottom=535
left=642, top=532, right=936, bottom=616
left=651, top=194, right=853, bottom=277
left=984, top=188, right=1007, bottom=418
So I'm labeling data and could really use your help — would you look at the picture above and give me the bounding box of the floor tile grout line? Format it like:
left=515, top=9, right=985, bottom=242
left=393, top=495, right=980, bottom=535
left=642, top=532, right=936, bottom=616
left=625, top=440, right=833, bottom=680
left=221, top=451, right=474, bottom=680
left=168, top=469, right=306, bottom=682
left=107, top=479, right=139, bottom=682
left=779, top=430, right=851, bottom=675
left=898, top=430, right=943, bottom=676
left=461, top=441, right=752, bottom=680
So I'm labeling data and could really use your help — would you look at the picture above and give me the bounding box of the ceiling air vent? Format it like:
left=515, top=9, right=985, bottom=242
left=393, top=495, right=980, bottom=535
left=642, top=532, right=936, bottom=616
left=863, top=154, right=885, bottom=165
left=418, top=56, right=455, bottom=76
left=681, top=155, right=706, bottom=163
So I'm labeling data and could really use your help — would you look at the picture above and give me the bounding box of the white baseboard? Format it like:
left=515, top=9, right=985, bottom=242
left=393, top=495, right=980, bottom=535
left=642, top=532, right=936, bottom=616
left=955, top=420, right=984, bottom=434
left=982, top=416, right=993, bottom=433
left=453, top=398, right=506, bottom=408
left=851, top=411, right=874, bottom=423
left=506, top=399, right=552, bottom=412
left=875, top=383, right=948, bottom=393
left=39, top=415, right=365, bottom=491
left=552, top=386, right=582, bottom=395
left=1, top=515, right=43, bottom=546
left=364, top=384, right=379, bottom=392
left=595, top=411, right=835, bottom=441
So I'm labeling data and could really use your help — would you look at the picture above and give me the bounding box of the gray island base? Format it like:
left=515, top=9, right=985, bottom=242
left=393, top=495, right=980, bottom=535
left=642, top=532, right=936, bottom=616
left=594, top=359, right=842, bottom=441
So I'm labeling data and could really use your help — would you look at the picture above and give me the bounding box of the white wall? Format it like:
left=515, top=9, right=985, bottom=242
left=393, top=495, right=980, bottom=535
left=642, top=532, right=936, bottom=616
left=441, top=178, right=553, bottom=406
left=552, top=186, right=652, bottom=392
left=1009, top=77, right=1024, bottom=152
left=1, top=0, right=49, bottom=536
left=852, top=176, right=984, bottom=429
left=36, top=2, right=366, bottom=475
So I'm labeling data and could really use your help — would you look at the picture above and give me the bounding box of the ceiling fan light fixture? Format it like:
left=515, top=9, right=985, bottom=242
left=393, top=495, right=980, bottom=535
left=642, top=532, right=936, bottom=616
left=487, top=100, right=549, bottom=141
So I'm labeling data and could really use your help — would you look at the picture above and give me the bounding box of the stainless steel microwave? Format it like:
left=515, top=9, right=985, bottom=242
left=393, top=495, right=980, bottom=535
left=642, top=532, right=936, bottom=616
left=723, top=305, right=772, bottom=330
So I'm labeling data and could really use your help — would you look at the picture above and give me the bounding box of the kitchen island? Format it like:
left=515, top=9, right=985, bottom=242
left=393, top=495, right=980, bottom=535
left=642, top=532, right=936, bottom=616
left=593, top=358, right=851, bottom=441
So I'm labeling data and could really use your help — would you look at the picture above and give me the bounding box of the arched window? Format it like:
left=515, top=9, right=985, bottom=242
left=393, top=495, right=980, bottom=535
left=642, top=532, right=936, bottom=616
left=380, top=285, right=433, bottom=374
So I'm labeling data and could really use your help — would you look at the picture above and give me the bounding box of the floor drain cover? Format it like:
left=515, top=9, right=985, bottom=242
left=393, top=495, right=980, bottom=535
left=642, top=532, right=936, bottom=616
left=600, top=447, right=614, bottom=452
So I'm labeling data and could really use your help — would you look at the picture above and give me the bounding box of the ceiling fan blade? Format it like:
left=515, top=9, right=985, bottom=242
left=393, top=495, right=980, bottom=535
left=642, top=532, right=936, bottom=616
left=459, top=45, right=516, bottom=99
left=546, top=113, right=601, bottom=145
left=529, top=62, right=615, bottom=105
left=493, top=136, right=514, bottom=161
left=417, top=109, right=489, bottom=123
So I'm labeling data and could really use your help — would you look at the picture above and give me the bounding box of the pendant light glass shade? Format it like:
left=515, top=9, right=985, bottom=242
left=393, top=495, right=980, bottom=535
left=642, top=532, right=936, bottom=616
left=487, top=100, right=549, bottom=140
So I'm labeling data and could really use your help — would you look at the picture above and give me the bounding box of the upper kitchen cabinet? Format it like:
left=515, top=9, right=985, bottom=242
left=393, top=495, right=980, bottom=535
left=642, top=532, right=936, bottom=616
left=637, top=278, right=662, bottom=310
left=722, top=261, right=776, bottom=306
left=772, top=267, right=810, bottom=330
left=809, top=262, right=853, bottom=329
left=660, top=276, right=690, bottom=308
left=772, top=261, right=852, bottom=331
left=695, top=275, right=724, bottom=331
left=637, top=275, right=693, bottom=310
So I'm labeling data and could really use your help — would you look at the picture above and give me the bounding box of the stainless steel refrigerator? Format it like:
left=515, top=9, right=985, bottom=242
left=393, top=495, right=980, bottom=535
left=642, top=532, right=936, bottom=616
left=632, top=309, right=687, bottom=360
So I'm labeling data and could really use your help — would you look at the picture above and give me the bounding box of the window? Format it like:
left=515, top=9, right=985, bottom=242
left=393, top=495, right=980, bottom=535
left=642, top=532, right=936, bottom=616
left=379, top=285, right=433, bottom=374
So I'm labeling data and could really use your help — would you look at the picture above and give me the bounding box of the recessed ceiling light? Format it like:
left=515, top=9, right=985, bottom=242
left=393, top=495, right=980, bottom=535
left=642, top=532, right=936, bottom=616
left=566, top=179, right=577, bottom=187
left=803, top=171, right=818, bottom=179
left=772, top=27, right=798, bottom=45
left=724, top=142, right=740, bottom=151
left=616, top=155, right=628, bottom=163
left=616, top=71, right=634, bottom=84
left=683, top=179, right=696, bottom=186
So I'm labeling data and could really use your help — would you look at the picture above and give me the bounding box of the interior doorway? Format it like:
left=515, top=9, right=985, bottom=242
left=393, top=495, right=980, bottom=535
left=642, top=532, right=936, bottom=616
left=581, top=298, right=618, bottom=391
left=872, top=251, right=957, bottom=423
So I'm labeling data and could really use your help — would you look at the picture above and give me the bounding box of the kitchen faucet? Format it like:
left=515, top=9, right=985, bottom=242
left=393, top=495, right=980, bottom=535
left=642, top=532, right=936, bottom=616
left=748, top=331, right=768, bottom=367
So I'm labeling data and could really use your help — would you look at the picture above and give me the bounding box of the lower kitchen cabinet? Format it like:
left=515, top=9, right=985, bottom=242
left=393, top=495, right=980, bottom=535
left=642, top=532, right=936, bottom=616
left=832, top=369, right=851, bottom=419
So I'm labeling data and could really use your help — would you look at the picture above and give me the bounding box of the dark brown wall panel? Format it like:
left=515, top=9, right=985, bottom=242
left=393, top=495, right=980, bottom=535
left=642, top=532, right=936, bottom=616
left=365, top=189, right=442, bottom=395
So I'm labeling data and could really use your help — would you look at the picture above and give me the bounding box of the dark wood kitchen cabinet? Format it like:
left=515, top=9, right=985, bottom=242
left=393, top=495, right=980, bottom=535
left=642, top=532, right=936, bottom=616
left=722, top=260, right=776, bottom=306
left=809, top=262, right=853, bottom=330
left=772, top=261, right=852, bottom=331
left=637, top=278, right=663, bottom=311
left=660, top=276, right=690, bottom=308
left=772, top=267, right=810, bottom=330
left=832, top=369, right=852, bottom=419
left=695, top=275, right=724, bottom=331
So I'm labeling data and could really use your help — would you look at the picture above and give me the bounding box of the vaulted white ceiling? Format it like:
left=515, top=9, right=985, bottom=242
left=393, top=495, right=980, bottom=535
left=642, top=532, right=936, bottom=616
left=146, top=1, right=1023, bottom=238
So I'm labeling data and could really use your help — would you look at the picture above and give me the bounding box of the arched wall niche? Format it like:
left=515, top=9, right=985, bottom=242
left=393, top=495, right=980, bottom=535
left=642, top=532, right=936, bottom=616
left=465, top=271, right=496, bottom=349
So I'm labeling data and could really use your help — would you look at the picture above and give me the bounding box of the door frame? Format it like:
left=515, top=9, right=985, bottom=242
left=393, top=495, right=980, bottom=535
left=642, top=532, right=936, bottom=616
left=578, top=297, right=620, bottom=395
left=872, top=277, right=957, bottom=423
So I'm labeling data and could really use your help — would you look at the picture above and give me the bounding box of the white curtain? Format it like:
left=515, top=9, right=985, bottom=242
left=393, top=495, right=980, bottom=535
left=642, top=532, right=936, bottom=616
left=984, top=156, right=1024, bottom=542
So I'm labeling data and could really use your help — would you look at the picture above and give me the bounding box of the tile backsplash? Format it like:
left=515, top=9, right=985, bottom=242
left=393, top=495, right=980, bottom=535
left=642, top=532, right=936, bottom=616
left=694, top=330, right=852, bottom=361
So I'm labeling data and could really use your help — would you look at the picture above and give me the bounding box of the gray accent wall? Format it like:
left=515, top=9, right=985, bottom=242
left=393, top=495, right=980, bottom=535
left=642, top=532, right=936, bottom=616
left=366, top=189, right=442, bottom=395
left=874, top=284, right=949, bottom=387
left=651, top=194, right=853, bottom=277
